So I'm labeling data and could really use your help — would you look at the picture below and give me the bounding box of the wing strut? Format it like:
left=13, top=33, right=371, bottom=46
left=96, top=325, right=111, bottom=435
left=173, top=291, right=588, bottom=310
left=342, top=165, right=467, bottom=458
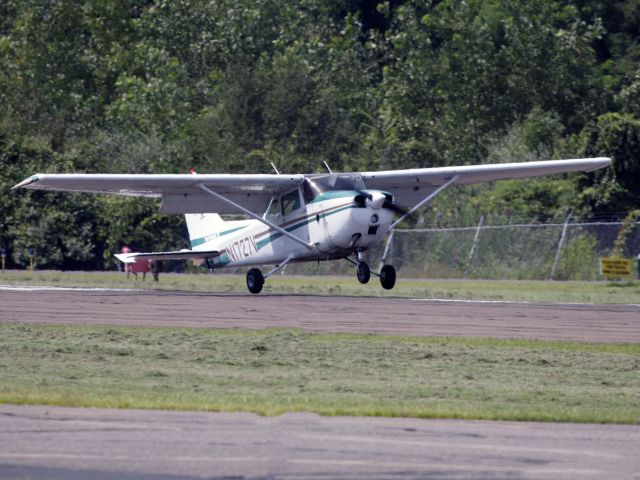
left=264, top=254, right=295, bottom=279
left=196, top=183, right=315, bottom=250
left=383, top=175, right=460, bottom=235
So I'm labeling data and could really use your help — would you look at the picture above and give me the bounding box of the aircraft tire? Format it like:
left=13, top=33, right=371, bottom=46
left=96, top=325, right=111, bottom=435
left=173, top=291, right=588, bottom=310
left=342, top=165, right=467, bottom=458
left=246, top=268, right=264, bottom=294
left=379, top=264, right=396, bottom=290
left=356, top=261, right=370, bottom=284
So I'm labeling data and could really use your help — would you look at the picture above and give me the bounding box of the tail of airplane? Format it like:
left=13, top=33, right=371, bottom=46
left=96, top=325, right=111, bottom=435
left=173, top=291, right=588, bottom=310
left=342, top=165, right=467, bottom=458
left=185, top=213, right=227, bottom=248
left=112, top=213, right=224, bottom=264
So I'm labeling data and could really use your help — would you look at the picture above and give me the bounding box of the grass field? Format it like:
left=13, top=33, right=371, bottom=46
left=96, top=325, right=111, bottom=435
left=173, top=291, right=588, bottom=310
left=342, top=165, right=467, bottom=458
left=1, top=270, right=639, bottom=303
left=1, top=323, right=638, bottom=424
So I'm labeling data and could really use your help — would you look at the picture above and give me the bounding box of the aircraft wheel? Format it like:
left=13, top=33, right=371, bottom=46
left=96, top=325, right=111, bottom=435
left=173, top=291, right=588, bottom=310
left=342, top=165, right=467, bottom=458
left=379, top=264, right=396, bottom=290
left=356, top=261, right=370, bottom=284
left=246, top=268, right=264, bottom=294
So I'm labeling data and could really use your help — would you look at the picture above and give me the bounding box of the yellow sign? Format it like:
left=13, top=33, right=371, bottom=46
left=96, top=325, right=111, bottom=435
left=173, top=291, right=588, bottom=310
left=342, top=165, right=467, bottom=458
left=600, top=258, right=632, bottom=279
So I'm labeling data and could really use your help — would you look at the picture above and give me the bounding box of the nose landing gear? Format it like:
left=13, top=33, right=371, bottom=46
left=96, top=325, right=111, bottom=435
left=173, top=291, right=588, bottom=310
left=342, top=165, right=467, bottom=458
left=356, top=261, right=371, bottom=284
left=347, top=255, right=396, bottom=290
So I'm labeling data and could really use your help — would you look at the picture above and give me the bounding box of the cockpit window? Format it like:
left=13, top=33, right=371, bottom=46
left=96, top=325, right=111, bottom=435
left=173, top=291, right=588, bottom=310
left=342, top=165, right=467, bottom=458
left=265, top=197, right=281, bottom=218
left=281, top=189, right=301, bottom=216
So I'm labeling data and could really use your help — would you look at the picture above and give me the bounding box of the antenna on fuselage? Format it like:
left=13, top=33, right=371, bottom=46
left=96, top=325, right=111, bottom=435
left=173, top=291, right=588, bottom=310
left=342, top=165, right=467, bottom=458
left=270, top=162, right=280, bottom=175
left=323, top=161, right=333, bottom=174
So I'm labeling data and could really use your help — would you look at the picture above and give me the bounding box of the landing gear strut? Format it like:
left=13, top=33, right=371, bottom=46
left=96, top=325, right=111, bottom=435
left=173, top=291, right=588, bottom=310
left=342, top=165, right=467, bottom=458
left=346, top=255, right=396, bottom=290
left=246, top=268, right=264, bottom=294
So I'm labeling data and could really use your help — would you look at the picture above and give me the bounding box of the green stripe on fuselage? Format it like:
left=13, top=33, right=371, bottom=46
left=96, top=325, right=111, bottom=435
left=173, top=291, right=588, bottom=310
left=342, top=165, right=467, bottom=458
left=213, top=252, right=231, bottom=267
left=256, top=204, right=355, bottom=250
left=309, top=189, right=392, bottom=205
left=309, top=191, right=359, bottom=204
left=190, top=225, right=248, bottom=248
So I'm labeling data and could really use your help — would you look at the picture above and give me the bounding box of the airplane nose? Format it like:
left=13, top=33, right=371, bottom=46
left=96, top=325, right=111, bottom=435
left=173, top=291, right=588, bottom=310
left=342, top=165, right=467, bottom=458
left=366, top=191, right=386, bottom=209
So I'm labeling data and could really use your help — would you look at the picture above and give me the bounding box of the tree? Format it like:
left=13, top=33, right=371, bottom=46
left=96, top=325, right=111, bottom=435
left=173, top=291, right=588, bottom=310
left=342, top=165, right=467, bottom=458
left=574, top=112, right=640, bottom=217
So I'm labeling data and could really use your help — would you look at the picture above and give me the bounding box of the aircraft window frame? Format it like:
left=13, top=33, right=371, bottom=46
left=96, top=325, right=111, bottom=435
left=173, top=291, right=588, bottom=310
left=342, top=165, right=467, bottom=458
left=281, top=188, right=302, bottom=216
left=265, top=196, right=281, bottom=218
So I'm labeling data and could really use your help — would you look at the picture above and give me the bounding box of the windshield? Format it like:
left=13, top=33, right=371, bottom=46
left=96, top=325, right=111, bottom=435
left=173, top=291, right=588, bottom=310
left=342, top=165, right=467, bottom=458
left=302, top=174, right=365, bottom=202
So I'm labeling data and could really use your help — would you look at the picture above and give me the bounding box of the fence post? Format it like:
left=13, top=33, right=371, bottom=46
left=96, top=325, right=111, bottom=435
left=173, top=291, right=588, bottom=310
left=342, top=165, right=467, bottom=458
left=464, top=215, right=484, bottom=277
left=379, top=230, right=395, bottom=271
left=549, top=213, right=572, bottom=280
left=27, top=248, right=35, bottom=272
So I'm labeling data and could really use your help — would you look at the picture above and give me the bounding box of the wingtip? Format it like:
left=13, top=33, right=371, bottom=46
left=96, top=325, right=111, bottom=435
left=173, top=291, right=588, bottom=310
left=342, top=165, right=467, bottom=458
left=590, top=157, right=612, bottom=170
left=11, top=175, right=40, bottom=190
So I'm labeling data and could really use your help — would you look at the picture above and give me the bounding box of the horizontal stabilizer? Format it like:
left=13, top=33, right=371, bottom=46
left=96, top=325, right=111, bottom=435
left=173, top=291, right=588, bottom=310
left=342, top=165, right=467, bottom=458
left=114, top=249, right=220, bottom=264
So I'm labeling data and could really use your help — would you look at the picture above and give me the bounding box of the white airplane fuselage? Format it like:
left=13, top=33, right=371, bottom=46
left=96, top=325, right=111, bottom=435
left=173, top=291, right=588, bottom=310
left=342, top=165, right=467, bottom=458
left=190, top=190, right=394, bottom=268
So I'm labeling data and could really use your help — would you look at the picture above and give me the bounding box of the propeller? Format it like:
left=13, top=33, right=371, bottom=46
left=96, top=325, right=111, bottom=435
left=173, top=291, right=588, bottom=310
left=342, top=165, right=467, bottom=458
left=354, top=190, right=419, bottom=224
left=306, top=175, right=420, bottom=224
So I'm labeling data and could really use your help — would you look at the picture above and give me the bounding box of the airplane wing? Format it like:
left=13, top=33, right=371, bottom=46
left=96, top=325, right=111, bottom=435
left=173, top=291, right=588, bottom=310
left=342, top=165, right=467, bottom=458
left=360, top=157, right=611, bottom=209
left=12, top=173, right=304, bottom=214
left=13, top=157, right=610, bottom=213
left=114, top=249, right=220, bottom=264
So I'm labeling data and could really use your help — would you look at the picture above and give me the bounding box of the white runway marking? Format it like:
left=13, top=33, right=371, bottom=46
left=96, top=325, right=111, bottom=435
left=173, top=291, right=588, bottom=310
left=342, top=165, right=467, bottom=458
left=410, top=297, right=640, bottom=308
left=0, top=285, right=144, bottom=293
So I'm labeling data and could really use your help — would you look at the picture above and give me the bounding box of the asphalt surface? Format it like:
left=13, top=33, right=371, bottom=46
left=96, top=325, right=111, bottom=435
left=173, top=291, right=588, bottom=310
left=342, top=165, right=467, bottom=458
left=1, top=286, right=639, bottom=479
left=1, top=405, right=639, bottom=480
left=1, top=286, right=639, bottom=342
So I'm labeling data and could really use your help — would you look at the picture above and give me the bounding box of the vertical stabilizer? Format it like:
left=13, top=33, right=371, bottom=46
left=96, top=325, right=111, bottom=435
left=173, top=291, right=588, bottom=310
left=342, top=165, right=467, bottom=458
left=185, top=213, right=226, bottom=248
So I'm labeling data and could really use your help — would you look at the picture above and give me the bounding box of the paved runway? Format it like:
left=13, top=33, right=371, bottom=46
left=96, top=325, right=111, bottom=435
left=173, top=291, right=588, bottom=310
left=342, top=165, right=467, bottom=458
left=1, top=286, right=639, bottom=342
left=1, top=405, right=639, bottom=480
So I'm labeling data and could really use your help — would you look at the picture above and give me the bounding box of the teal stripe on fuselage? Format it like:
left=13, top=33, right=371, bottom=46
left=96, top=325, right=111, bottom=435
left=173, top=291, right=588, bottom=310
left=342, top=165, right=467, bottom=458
left=309, top=191, right=359, bottom=204
left=190, top=225, right=248, bottom=248
left=309, top=189, right=392, bottom=204
left=213, top=252, right=231, bottom=267
left=256, top=204, right=355, bottom=250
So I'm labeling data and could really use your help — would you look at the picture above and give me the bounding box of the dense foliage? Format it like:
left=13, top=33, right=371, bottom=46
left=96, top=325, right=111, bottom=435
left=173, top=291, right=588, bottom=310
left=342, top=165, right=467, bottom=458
left=1, top=0, right=639, bottom=269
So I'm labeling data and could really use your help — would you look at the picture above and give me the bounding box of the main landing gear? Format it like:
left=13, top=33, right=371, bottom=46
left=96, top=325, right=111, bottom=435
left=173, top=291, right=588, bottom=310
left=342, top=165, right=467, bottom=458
left=246, top=255, right=295, bottom=294
left=246, top=268, right=264, bottom=294
left=349, top=255, right=396, bottom=290
left=379, top=264, right=396, bottom=290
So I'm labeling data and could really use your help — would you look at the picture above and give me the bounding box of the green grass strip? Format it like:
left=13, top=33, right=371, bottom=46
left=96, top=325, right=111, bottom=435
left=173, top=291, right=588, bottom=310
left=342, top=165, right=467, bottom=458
left=1, top=323, right=638, bottom=423
left=2, top=271, right=640, bottom=303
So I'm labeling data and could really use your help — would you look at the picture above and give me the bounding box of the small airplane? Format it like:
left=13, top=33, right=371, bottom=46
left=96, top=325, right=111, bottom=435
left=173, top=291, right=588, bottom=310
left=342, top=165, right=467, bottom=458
left=14, top=157, right=610, bottom=293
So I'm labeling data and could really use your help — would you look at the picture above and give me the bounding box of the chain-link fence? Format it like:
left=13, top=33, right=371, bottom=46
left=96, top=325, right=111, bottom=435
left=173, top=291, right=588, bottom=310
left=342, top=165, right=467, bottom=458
left=380, top=218, right=640, bottom=280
